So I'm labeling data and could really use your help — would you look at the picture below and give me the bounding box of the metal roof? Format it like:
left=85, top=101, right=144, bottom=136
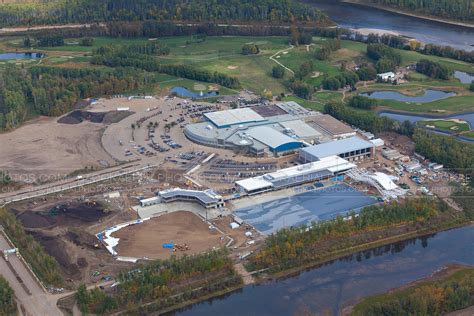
left=308, top=114, right=355, bottom=137
left=300, top=136, right=374, bottom=159
left=247, top=126, right=302, bottom=151
left=204, top=108, right=265, bottom=127
left=159, top=188, right=222, bottom=204
left=279, top=120, right=322, bottom=138
left=236, top=156, right=355, bottom=192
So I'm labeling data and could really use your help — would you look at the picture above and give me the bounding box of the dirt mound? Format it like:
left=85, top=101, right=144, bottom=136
left=57, top=110, right=106, bottom=124
left=102, top=111, right=134, bottom=124
left=66, top=230, right=98, bottom=247
left=30, top=232, right=81, bottom=278
left=58, top=110, right=133, bottom=125
left=17, top=212, right=57, bottom=228
left=60, top=202, right=110, bottom=222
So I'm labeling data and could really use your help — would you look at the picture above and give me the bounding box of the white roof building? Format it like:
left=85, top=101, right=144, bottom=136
left=204, top=108, right=265, bottom=127
left=377, top=72, right=396, bottom=81
left=236, top=156, right=355, bottom=194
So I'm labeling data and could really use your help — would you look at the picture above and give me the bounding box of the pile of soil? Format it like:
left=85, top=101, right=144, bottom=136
left=30, top=231, right=81, bottom=278
left=17, top=212, right=58, bottom=228
left=58, top=110, right=106, bottom=124
left=102, top=111, right=134, bottom=124
left=58, top=110, right=133, bottom=125
left=60, top=202, right=110, bottom=223
left=66, top=230, right=98, bottom=247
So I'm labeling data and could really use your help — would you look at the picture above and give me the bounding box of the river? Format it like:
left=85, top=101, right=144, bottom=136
left=306, top=1, right=474, bottom=51
left=171, top=226, right=474, bottom=316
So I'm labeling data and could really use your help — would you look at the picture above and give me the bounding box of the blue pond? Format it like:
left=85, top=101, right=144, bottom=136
left=360, top=89, right=456, bottom=103
left=170, top=86, right=218, bottom=98
left=454, top=71, right=474, bottom=84
left=234, top=184, right=376, bottom=235
left=0, top=52, right=44, bottom=60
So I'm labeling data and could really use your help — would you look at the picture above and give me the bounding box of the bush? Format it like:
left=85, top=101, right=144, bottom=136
left=80, top=37, right=94, bottom=46
left=356, top=65, right=377, bottom=81
left=241, top=44, right=259, bottom=55
left=271, top=65, right=285, bottom=79
left=416, top=59, right=452, bottom=80
left=347, top=96, right=377, bottom=110
left=469, top=81, right=474, bottom=92
left=289, top=81, right=313, bottom=99
left=0, top=276, right=16, bottom=315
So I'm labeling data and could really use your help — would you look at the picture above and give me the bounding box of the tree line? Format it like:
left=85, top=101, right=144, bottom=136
left=413, top=129, right=474, bottom=178
left=0, top=65, right=158, bottom=131
left=355, top=268, right=474, bottom=316
left=247, top=198, right=449, bottom=272
left=76, top=249, right=242, bottom=314
left=362, top=0, right=474, bottom=21
left=416, top=59, right=452, bottom=79
left=367, top=43, right=402, bottom=73
left=0, top=276, right=16, bottom=315
left=0, top=0, right=330, bottom=27
left=91, top=44, right=241, bottom=89
left=0, top=207, right=63, bottom=287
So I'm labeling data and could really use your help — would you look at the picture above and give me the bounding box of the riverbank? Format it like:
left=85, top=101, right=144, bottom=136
left=349, top=264, right=474, bottom=315
left=249, top=217, right=472, bottom=282
left=342, top=0, right=474, bottom=29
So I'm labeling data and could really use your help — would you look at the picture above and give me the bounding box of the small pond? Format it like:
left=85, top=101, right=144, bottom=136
left=360, top=89, right=456, bottom=103
left=170, top=86, right=218, bottom=98
left=454, top=71, right=474, bottom=84
left=0, top=52, right=44, bottom=60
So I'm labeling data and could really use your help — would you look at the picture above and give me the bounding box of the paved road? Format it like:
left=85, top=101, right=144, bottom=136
left=0, top=235, right=63, bottom=316
left=0, top=163, right=157, bottom=206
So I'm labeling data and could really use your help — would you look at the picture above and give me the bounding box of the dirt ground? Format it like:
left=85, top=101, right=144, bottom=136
left=114, top=211, right=226, bottom=260
left=12, top=199, right=135, bottom=287
left=0, top=116, right=115, bottom=180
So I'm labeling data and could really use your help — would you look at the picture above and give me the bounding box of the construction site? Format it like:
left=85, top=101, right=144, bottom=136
left=0, top=93, right=458, bottom=311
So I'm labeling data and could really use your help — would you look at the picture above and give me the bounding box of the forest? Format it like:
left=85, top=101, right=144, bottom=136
left=246, top=198, right=452, bottom=272
left=0, top=276, right=17, bottom=316
left=364, top=0, right=474, bottom=21
left=324, top=102, right=397, bottom=134
left=413, top=130, right=474, bottom=178
left=0, top=65, right=159, bottom=131
left=76, top=249, right=242, bottom=314
left=0, top=0, right=330, bottom=27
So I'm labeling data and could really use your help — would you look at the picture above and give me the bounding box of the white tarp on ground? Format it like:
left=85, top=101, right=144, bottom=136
left=96, top=218, right=151, bottom=256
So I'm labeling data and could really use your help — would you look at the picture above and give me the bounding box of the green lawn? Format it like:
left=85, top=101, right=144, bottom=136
left=418, top=119, right=470, bottom=132
left=370, top=95, right=474, bottom=113
left=461, top=131, right=474, bottom=138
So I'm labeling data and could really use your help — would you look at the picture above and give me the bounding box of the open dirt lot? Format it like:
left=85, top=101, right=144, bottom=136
left=0, top=116, right=115, bottom=180
left=114, top=211, right=226, bottom=260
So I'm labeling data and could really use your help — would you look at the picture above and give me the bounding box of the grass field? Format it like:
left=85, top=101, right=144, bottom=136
left=417, top=119, right=471, bottom=132
left=461, top=131, right=474, bottom=138
left=1, top=34, right=474, bottom=111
